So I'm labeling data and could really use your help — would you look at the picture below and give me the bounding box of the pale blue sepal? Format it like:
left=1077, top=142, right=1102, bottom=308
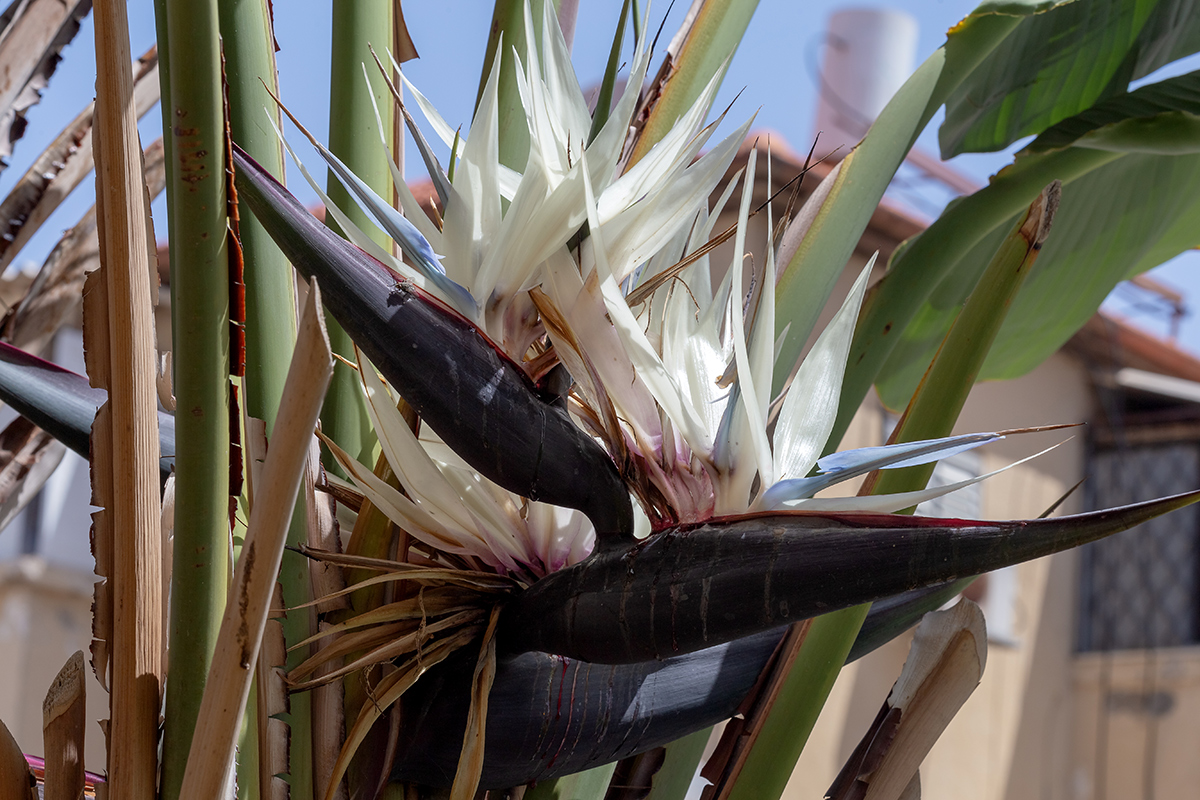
left=760, top=432, right=1002, bottom=508
left=311, top=135, right=479, bottom=317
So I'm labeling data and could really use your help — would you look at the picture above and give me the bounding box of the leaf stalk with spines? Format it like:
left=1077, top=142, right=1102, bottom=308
left=156, top=1, right=232, bottom=796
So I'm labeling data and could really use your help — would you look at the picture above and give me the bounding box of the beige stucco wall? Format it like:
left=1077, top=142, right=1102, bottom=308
left=782, top=350, right=1093, bottom=800
left=1072, top=647, right=1200, bottom=800
left=0, top=557, right=107, bottom=772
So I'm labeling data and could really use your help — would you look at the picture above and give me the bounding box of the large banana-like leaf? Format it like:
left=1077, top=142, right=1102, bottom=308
left=871, top=72, right=1200, bottom=409
left=501, top=494, right=1200, bottom=663
left=941, top=0, right=1200, bottom=157
left=231, top=144, right=634, bottom=540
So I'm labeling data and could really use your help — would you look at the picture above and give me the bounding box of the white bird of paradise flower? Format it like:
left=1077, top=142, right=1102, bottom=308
left=286, top=0, right=1048, bottom=579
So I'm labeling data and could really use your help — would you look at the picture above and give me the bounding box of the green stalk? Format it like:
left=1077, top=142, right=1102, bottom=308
left=157, top=0, right=230, bottom=798
left=646, top=728, right=712, bottom=800
left=476, top=0, right=558, bottom=170
left=525, top=762, right=619, bottom=800
left=238, top=673, right=261, bottom=800
left=627, top=0, right=758, bottom=166
left=321, top=0, right=393, bottom=473
left=723, top=605, right=868, bottom=800
left=723, top=185, right=1060, bottom=800
left=587, top=0, right=631, bottom=145
left=829, top=146, right=1120, bottom=449
left=869, top=183, right=1060, bottom=497
left=217, top=2, right=307, bottom=797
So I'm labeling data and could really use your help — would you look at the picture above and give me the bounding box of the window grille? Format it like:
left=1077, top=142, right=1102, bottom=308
left=1078, top=443, right=1200, bottom=651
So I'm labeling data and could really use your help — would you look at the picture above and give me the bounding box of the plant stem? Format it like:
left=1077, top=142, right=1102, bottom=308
left=93, top=0, right=165, bottom=794
left=725, top=185, right=1061, bottom=800
left=320, top=0, right=393, bottom=475
left=476, top=0, right=561, bottom=170
left=723, top=605, right=867, bottom=800
left=217, top=2, right=306, bottom=795
left=157, top=0, right=231, bottom=797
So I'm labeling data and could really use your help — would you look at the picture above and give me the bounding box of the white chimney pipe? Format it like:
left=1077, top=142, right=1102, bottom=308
left=813, top=8, right=918, bottom=161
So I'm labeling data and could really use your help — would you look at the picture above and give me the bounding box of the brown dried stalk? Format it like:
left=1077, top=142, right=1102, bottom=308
left=88, top=0, right=164, bottom=794
left=41, top=651, right=86, bottom=800
left=0, top=715, right=35, bottom=799
left=0, top=415, right=63, bottom=533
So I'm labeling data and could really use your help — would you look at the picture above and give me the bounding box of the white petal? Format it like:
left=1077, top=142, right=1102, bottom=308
left=772, top=255, right=875, bottom=483
left=727, top=149, right=774, bottom=487
left=581, top=153, right=713, bottom=455
left=539, top=0, right=592, bottom=147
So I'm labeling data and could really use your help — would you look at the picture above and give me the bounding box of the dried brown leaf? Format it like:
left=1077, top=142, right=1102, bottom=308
left=0, top=0, right=91, bottom=167
left=0, top=46, right=159, bottom=273
left=449, top=605, right=501, bottom=800
left=322, top=631, right=473, bottom=800
left=0, top=416, right=64, bottom=534
left=41, top=650, right=86, bottom=800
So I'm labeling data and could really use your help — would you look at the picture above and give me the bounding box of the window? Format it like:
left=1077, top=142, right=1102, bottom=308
left=1078, top=443, right=1200, bottom=651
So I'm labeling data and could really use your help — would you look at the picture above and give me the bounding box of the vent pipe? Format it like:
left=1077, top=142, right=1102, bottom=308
left=813, top=8, right=918, bottom=161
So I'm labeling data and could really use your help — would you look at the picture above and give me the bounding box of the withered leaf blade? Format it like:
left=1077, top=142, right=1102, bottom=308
left=0, top=416, right=64, bottom=535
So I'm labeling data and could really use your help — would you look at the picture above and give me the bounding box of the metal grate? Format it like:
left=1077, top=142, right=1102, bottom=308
left=1079, top=443, right=1200, bottom=651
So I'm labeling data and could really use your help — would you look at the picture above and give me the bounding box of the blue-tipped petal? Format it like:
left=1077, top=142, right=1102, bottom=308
left=761, top=432, right=1002, bottom=507
left=309, top=139, right=479, bottom=318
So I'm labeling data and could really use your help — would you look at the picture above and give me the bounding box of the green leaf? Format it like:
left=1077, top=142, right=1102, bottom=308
left=723, top=605, right=869, bottom=800
left=844, top=69, right=1200, bottom=424
left=1027, top=69, right=1200, bottom=152
left=525, top=763, right=618, bottom=800
left=875, top=184, right=1059, bottom=494
left=941, top=0, right=1200, bottom=157
left=875, top=149, right=1200, bottom=407
left=646, top=729, right=711, bottom=800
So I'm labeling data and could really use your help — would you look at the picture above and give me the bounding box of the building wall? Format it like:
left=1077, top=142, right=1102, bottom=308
left=0, top=558, right=107, bottom=772
left=783, top=350, right=1093, bottom=800
left=1072, top=647, right=1200, bottom=800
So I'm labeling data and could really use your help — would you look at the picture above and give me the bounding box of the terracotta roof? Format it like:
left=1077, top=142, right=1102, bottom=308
left=1068, top=312, right=1200, bottom=383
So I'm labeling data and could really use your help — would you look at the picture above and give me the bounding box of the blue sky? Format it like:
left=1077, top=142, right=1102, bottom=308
left=7, top=1, right=1200, bottom=353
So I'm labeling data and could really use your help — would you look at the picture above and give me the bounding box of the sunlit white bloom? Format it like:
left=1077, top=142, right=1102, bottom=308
left=294, top=0, right=1027, bottom=574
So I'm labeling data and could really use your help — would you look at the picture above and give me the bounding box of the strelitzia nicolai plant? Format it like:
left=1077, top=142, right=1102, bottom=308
left=223, top=1, right=1200, bottom=795
left=1, top=1, right=1199, bottom=799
